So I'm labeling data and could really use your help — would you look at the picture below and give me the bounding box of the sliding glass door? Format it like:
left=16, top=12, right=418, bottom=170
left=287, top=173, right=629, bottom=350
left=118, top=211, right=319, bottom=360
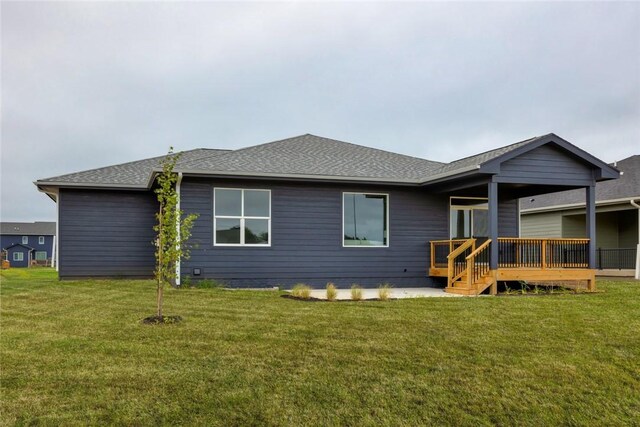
left=450, top=197, right=488, bottom=239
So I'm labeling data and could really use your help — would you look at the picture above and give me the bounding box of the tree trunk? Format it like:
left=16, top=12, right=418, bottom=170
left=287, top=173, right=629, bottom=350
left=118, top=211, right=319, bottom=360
left=157, top=283, right=163, bottom=318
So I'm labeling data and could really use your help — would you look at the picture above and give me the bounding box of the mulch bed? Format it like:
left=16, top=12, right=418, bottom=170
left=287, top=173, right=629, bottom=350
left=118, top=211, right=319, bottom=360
left=281, top=294, right=391, bottom=302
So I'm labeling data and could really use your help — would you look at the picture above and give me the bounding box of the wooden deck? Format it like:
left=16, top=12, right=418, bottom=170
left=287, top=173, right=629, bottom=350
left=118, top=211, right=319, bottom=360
left=429, top=238, right=595, bottom=295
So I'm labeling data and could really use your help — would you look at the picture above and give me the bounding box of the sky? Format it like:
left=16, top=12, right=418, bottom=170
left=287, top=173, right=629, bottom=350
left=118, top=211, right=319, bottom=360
left=2, top=1, right=639, bottom=222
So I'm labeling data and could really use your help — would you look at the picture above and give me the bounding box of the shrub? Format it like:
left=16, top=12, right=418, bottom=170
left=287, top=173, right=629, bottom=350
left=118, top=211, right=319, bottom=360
left=378, top=283, right=392, bottom=301
left=326, top=282, right=338, bottom=301
left=292, top=283, right=312, bottom=299
left=351, top=284, right=363, bottom=301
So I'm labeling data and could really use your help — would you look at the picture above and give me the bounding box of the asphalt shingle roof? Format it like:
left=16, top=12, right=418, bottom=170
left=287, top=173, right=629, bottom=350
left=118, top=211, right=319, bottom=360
left=1, top=222, right=56, bottom=236
left=178, top=134, right=445, bottom=181
left=522, top=155, right=639, bottom=210
left=428, top=136, right=542, bottom=176
left=35, top=133, right=614, bottom=189
left=37, top=149, right=230, bottom=188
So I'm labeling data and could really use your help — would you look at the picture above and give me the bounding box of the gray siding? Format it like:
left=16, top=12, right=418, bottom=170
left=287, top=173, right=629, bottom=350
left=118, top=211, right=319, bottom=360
left=496, top=145, right=595, bottom=186
left=181, top=178, right=450, bottom=288
left=59, top=189, right=157, bottom=278
left=521, top=212, right=563, bottom=237
left=498, top=198, right=519, bottom=237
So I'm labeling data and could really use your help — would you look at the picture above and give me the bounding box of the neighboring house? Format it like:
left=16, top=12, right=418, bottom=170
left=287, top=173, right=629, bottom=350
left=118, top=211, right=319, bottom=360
left=35, top=133, right=619, bottom=295
left=520, top=155, right=639, bottom=278
left=1, top=222, right=56, bottom=267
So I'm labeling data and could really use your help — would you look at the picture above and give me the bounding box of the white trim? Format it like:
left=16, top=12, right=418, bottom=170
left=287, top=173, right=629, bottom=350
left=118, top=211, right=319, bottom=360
left=213, top=188, right=272, bottom=247
left=38, top=236, right=45, bottom=245
left=342, top=192, right=390, bottom=248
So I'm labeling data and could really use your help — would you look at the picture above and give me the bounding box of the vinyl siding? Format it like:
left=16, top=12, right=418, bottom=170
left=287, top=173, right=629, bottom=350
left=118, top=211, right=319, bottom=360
left=520, top=212, right=563, bottom=237
left=58, top=189, right=157, bottom=278
left=181, top=178, right=450, bottom=288
left=497, top=145, right=594, bottom=186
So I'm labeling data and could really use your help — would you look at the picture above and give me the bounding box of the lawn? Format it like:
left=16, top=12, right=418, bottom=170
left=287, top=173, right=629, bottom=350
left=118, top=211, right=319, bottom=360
left=1, top=269, right=639, bottom=426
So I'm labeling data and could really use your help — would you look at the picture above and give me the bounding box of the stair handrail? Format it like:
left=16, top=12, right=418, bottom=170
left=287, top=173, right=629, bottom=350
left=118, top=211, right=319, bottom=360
left=466, top=239, right=492, bottom=288
left=447, top=238, right=475, bottom=287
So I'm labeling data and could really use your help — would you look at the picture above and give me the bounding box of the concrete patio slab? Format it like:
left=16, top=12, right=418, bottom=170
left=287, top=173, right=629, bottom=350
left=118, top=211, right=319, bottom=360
left=306, top=287, right=461, bottom=300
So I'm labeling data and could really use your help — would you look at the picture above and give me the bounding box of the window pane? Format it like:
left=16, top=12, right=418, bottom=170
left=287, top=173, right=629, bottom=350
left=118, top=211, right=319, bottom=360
left=215, top=189, right=242, bottom=216
left=216, top=218, right=241, bottom=244
left=450, top=209, right=471, bottom=239
left=35, top=251, right=47, bottom=261
left=13, top=252, right=23, bottom=261
left=244, top=190, right=270, bottom=217
left=344, top=194, right=387, bottom=246
left=245, top=219, right=269, bottom=244
left=473, top=209, right=488, bottom=238
left=39, top=236, right=45, bottom=244
left=22, top=236, right=28, bottom=244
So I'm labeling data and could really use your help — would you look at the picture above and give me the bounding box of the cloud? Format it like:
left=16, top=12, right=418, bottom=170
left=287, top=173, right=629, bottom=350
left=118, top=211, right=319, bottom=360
left=1, top=1, right=639, bottom=220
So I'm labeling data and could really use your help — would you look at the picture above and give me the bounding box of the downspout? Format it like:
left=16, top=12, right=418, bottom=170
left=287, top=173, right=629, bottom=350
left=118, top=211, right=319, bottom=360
left=175, top=172, right=183, bottom=286
left=630, top=199, right=640, bottom=280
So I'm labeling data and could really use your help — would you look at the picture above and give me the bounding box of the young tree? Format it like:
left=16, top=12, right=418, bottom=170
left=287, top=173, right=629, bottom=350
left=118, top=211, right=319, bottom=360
left=153, top=148, right=198, bottom=319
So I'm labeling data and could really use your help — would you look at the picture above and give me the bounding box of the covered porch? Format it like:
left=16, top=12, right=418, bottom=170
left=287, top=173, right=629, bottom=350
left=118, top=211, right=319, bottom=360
left=422, top=134, right=619, bottom=295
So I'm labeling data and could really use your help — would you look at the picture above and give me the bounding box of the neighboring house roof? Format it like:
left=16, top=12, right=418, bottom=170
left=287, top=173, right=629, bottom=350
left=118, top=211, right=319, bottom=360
left=3, top=243, right=35, bottom=251
left=1, top=222, right=56, bottom=236
left=521, top=154, right=639, bottom=212
left=34, top=132, right=619, bottom=189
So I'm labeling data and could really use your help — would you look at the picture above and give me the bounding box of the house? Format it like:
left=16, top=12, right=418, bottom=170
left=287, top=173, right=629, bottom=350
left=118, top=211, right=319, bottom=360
left=1, top=222, right=56, bottom=267
left=35, top=133, right=619, bottom=295
left=520, top=155, right=639, bottom=278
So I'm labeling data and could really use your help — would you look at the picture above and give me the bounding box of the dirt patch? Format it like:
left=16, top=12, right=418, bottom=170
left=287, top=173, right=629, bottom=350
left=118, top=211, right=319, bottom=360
left=142, top=315, right=183, bottom=324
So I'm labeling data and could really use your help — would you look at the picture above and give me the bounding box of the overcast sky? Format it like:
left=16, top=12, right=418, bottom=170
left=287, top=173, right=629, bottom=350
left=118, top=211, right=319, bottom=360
left=2, top=1, right=639, bottom=221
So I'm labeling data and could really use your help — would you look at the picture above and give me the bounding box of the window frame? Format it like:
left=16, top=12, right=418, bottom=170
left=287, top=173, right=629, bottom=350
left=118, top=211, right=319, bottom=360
left=213, top=188, right=272, bottom=247
left=22, top=236, right=28, bottom=244
left=38, top=236, right=45, bottom=245
left=449, top=196, right=488, bottom=239
left=342, top=192, right=390, bottom=248
left=13, top=252, right=24, bottom=262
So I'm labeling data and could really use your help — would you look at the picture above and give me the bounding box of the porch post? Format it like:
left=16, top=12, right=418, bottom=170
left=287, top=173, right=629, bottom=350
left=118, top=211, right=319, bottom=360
left=586, top=185, right=596, bottom=269
left=488, top=181, right=498, bottom=270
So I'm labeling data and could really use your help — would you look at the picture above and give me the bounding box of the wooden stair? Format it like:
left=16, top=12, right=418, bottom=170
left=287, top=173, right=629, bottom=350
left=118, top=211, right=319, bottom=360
left=445, top=274, right=495, bottom=296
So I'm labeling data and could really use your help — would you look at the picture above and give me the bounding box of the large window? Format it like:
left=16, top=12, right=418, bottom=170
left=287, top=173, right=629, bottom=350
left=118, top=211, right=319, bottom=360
left=450, top=197, right=488, bottom=239
left=35, top=251, right=47, bottom=261
left=214, top=188, right=270, bottom=246
left=343, top=193, right=388, bottom=247
left=13, top=252, right=24, bottom=262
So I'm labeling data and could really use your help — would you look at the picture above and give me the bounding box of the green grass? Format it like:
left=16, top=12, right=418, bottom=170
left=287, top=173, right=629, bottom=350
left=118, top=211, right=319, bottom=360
left=1, top=269, right=639, bottom=426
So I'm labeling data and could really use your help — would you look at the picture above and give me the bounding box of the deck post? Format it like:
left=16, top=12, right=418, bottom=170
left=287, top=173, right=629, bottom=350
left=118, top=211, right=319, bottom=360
left=586, top=185, right=596, bottom=269
left=488, top=181, right=498, bottom=270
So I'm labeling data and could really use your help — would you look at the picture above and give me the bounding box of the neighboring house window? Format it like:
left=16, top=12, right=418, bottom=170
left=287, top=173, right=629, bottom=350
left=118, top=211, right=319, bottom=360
left=35, top=251, right=47, bottom=261
left=22, top=236, right=28, bottom=244
left=343, top=193, right=389, bottom=247
left=13, top=252, right=24, bottom=262
left=39, top=236, right=45, bottom=244
left=450, top=197, right=488, bottom=239
left=214, top=188, right=271, bottom=246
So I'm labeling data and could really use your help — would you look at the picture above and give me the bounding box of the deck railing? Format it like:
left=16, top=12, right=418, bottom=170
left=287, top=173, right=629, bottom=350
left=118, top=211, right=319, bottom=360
left=497, top=238, right=589, bottom=269
left=431, top=239, right=468, bottom=268
left=445, top=238, right=475, bottom=288
left=596, top=247, right=637, bottom=270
